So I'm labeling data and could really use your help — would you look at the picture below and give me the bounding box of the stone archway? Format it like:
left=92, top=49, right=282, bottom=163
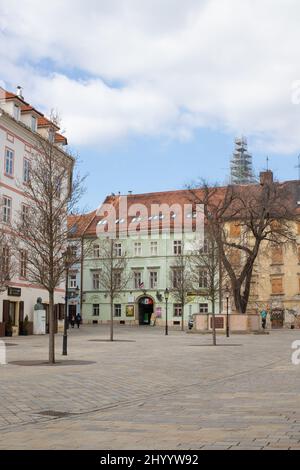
left=137, top=296, right=154, bottom=325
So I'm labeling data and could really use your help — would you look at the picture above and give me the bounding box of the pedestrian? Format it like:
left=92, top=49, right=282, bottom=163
left=70, top=314, right=75, bottom=328
left=260, top=309, right=267, bottom=329
left=75, top=313, right=82, bottom=328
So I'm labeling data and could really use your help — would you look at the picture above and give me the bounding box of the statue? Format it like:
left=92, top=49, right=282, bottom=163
left=34, top=297, right=44, bottom=311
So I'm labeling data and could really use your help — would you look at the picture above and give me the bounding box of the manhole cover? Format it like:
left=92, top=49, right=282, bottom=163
left=38, top=410, right=74, bottom=418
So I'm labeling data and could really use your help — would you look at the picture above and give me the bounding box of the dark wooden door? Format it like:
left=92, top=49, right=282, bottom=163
left=19, top=301, right=24, bottom=334
left=271, top=309, right=284, bottom=328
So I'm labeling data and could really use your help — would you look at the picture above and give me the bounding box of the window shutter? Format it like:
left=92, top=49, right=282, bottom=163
left=230, top=222, right=241, bottom=237
left=271, top=246, right=283, bottom=264
left=271, top=278, right=283, bottom=294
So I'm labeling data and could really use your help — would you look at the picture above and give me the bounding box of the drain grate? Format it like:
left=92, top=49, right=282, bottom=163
left=38, top=410, right=74, bottom=418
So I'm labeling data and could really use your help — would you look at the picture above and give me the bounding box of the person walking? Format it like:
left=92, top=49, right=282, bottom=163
left=75, top=313, right=82, bottom=329
left=70, top=314, right=75, bottom=328
left=260, top=309, right=268, bottom=330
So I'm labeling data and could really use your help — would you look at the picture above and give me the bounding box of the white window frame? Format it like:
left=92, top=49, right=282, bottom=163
left=93, top=304, right=100, bottom=316
left=134, top=242, right=142, bottom=256
left=149, top=271, right=158, bottom=289
left=69, top=275, right=77, bottom=289
left=92, top=272, right=100, bottom=290
left=5, top=148, right=14, bottom=177
left=173, top=240, right=182, bottom=255
left=2, top=196, right=12, bottom=224
left=150, top=241, right=158, bottom=256
left=114, top=304, right=122, bottom=317
left=23, top=158, right=30, bottom=184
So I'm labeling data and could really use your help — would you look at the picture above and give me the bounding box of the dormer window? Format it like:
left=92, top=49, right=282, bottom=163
left=48, top=128, right=55, bottom=143
left=31, top=115, right=37, bottom=132
left=14, top=104, right=20, bottom=121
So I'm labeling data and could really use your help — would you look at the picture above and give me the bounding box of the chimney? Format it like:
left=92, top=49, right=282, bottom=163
left=260, top=170, right=273, bottom=185
left=16, top=86, right=24, bottom=100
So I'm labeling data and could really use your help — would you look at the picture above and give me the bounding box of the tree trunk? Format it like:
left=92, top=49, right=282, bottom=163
left=211, top=297, right=217, bottom=346
left=181, top=303, right=184, bottom=331
left=110, top=298, right=114, bottom=342
left=49, top=290, right=55, bottom=363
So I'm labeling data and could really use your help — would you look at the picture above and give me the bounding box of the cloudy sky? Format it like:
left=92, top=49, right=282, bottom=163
left=1, top=0, right=300, bottom=208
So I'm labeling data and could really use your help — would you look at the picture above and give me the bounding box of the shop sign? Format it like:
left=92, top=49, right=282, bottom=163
left=7, top=287, right=21, bottom=297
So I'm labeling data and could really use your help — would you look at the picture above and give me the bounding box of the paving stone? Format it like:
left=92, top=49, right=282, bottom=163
left=0, top=325, right=300, bottom=449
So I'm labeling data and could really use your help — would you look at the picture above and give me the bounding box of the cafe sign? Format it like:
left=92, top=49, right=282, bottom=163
left=7, top=287, right=22, bottom=297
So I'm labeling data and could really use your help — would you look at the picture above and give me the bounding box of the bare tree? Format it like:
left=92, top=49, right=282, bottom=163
left=0, top=227, right=14, bottom=293
left=191, top=232, right=221, bottom=345
left=169, top=243, right=193, bottom=331
left=15, top=120, right=85, bottom=363
left=96, top=237, right=131, bottom=341
left=189, top=177, right=297, bottom=314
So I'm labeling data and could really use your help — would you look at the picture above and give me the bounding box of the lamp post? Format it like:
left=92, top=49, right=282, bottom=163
left=62, top=247, right=76, bottom=356
left=225, top=286, right=230, bottom=338
left=164, top=288, right=169, bottom=336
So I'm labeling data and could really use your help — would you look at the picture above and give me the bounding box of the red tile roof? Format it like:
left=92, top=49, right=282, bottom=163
left=37, top=116, right=60, bottom=130
left=77, top=180, right=300, bottom=238
left=55, top=133, right=68, bottom=145
left=21, top=104, right=43, bottom=117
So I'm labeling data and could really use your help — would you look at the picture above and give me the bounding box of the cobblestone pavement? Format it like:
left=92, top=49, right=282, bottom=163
left=0, top=325, right=300, bottom=449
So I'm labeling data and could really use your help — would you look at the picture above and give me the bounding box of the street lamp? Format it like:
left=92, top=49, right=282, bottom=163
left=62, top=247, right=72, bottom=356
left=164, top=288, right=169, bottom=336
left=225, top=286, right=230, bottom=338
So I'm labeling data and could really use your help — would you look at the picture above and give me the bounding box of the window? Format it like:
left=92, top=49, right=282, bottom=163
left=134, top=242, right=142, bottom=256
left=199, top=303, right=209, bottom=313
left=69, top=275, right=77, bottom=289
left=2, top=246, right=10, bottom=275
left=13, top=104, right=20, bottom=121
left=149, top=271, right=158, bottom=289
left=113, top=270, right=121, bottom=289
left=20, top=250, right=27, bottom=278
left=202, top=238, right=209, bottom=254
left=2, top=196, right=12, bottom=223
left=31, top=115, right=37, bottom=132
left=114, top=242, right=122, bottom=257
left=70, top=246, right=77, bottom=259
left=92, top=272, right=100, bottom=290
left=173, top=240, right=182, bottom=255
left=114, top=304, right=121, bottom=317
left=5, top=148, right=14, bottom=177
left=93, top=244, right=100, bottom=258
left=271, top=277, right=283, bottom=295
left=93, top=304, right=100, bottom=316
left=150, top=241, right=158, bottom=256
left=271, top=245, right=283, bottom=265
left=174, top=304, right=182, bottom=317
left=134, top=271, right=142, bottom=289
left=172, top=269, right=182, bottom=288
left=20, top=204, right=29, bottom=225
left=199, top=269, right=208, bottom=289
left=23, top=158, right=30, bottom=183
left=48, top=128, right=55, bottom=143
left=230, top=222, right=241, bottom=237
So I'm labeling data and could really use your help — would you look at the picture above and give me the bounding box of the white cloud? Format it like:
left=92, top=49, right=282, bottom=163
left=1, top=0, right=300, bottom=153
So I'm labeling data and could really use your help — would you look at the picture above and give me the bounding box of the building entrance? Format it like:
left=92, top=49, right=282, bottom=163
left=138, top=297, right=154, bottom=325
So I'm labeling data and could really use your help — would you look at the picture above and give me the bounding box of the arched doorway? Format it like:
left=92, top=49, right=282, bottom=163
left=138, top=296, right=154, bottom=325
